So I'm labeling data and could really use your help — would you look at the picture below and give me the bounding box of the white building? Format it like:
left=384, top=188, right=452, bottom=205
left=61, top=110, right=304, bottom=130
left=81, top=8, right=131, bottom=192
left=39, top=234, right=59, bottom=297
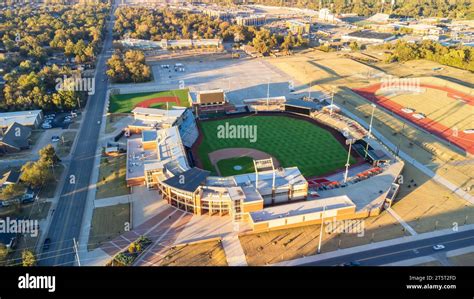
left=0, top=110, right=43, bottom=128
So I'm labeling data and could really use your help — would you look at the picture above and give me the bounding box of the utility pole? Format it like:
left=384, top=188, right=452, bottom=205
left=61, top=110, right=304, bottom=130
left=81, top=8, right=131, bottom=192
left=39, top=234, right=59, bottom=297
left=317, top=205, right=326, bottom=254
left=73, top=238, right=81, bottom=266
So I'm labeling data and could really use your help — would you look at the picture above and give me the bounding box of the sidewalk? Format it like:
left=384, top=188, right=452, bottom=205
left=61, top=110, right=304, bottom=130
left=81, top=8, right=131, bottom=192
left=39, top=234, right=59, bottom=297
left=221, top=233, right=248, bottom=266
left=77, top=88, right=111, bottom=265
left=385, top=245, right=474, bottom=266
left=94, top=194, right=130, bottom=208
left=272, top=224, right=474, bottom=266
left=386, top=208, right=418, bottom=236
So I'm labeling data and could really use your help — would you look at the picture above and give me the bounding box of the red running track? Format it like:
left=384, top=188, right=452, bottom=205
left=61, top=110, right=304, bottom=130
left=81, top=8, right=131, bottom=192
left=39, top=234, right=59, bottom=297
left=135, top=96, right=180, bottom=108
left=352, top=83, right=474, bottom=155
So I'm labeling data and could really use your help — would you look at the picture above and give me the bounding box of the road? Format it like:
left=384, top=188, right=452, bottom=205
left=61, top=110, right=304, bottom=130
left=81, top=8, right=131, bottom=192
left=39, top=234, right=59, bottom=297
left=301, top=229, right=474, bottom=266
left=40, top=8, right=115, bottom=266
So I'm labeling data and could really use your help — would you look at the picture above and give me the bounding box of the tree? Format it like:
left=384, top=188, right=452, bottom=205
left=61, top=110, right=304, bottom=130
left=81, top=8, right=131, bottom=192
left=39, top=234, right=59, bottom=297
left=0, top=244, right=8, bottom=263
left=20, top=145, right=58, bottom=189
left=0, top=184, right=24, bottom=199
left=22, top=250, right=37, bottom=266
left=106, top=50, right=152, bottom=83
left=349, top=41, right=360, bottom=51
left=39, top=144, right=60, bottom=166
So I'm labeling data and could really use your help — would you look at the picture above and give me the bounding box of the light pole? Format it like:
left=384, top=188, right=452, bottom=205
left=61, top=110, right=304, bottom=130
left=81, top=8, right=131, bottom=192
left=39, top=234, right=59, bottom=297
left=266, top=78, right=270, bottom=109
left=330, top=92, right=334, bottom=116
left=396, top=122, right=406, bottom=157
left=365, top=104, right=376, bottom=159
left=344, top=139, right=353, bottom=183
left=317, top=205, right=326, bottom=254
left=368, top=103, right=376, bottom=138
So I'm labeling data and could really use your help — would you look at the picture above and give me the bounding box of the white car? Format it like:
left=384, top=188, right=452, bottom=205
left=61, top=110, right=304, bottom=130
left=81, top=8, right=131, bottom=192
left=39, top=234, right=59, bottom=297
left=42, top=124, right=52, bottom=129
left=433, top=244, right=445, bottom=251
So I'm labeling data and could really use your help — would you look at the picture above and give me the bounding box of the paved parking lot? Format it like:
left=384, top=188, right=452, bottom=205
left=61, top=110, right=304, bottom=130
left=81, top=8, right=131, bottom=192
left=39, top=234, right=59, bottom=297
left=153, top=57, right=300, bottom=105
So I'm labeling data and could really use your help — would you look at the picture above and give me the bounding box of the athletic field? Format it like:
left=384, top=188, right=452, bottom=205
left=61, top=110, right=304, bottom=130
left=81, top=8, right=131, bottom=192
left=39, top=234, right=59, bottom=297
left=109, top=89, right=190, bottom=113
left=197, top=115, right=355, bottom=178
left=353, top=83, right=474, bottom=154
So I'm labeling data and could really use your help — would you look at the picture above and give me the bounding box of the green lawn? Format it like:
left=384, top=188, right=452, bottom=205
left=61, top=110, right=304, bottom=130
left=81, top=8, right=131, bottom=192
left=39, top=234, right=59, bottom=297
left=96, top=155, right=130, bottom=199
left=88, top=203, right=130, bottom=250
left=109, top=89, right=190, bottom=113
left=216, top=157, right=255, bottom=176
left=198, top=115, right=355, bottom=178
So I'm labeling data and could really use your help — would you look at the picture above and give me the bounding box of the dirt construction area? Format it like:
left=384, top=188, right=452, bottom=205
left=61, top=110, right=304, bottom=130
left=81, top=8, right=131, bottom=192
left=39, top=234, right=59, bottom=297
left=239, top=209, right=408, bottom=265
left=159, top=239, right=228, bottom=266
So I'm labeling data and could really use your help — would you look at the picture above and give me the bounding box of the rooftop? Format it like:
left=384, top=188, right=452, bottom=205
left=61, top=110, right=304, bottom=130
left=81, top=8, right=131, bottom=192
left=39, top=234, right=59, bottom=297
left=0, top=110, right=42, bottom=127
left=249, top=195, right=355, bottom=223
left=162, top=167, right=210, bottom=193
left=345, top=30, right=395, bottom=40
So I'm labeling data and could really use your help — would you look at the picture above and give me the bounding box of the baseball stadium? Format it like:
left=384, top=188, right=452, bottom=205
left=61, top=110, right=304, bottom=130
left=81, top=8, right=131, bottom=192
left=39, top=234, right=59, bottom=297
left=352, top=77, right=474, bottom=155
left=116, top=88, right=404, bottom=232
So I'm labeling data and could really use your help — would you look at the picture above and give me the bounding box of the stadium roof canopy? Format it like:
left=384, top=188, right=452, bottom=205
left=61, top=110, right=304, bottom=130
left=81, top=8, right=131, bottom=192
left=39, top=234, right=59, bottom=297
left=285, top=99, right=322, bottom=110
left=162, top=167, right=210, bottom=193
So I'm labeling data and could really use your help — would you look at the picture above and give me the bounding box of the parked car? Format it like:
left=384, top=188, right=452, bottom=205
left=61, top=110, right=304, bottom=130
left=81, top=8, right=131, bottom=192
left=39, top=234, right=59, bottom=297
left=43, top=238, right=51, bottom=251
left=342, top=261, right=361, bottom=267
left=51, top=136, right=60, bottom=142
left=42, top=123, right=52, bottom=129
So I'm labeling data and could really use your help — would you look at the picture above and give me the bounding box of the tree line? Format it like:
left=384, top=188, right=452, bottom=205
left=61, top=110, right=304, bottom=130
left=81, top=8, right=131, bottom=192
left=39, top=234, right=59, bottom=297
left=106, top=50, right=152, bottom=83
left=383, top=40, right=474, bottom=72
left=213, top=0, right=474, bottom=19
left=0, top=4, right=109, bottom=111
left=114, top=7, right=306, bottom=56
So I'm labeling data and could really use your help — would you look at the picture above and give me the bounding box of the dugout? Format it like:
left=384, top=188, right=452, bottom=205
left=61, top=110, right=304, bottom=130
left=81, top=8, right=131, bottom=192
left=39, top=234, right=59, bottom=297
left=285, top=99, right=322, bottom=115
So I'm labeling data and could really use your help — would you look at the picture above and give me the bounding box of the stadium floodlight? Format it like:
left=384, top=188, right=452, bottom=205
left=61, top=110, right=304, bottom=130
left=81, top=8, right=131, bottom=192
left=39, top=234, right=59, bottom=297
left=330, top=92, right=334, bottom=115
left=343, top=138, right=355, bottom=183
left=317, top=205, right=326, bottom=254
left=368, top=103, right=376, bottom=138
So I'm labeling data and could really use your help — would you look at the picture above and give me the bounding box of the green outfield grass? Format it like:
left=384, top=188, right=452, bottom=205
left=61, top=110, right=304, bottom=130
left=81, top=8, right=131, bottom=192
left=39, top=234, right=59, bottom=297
left=109, top=89, right=190, bottom=113
left=216, top=156, right=255, bottom=176
left=198, top=115, right=355, bottom=177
